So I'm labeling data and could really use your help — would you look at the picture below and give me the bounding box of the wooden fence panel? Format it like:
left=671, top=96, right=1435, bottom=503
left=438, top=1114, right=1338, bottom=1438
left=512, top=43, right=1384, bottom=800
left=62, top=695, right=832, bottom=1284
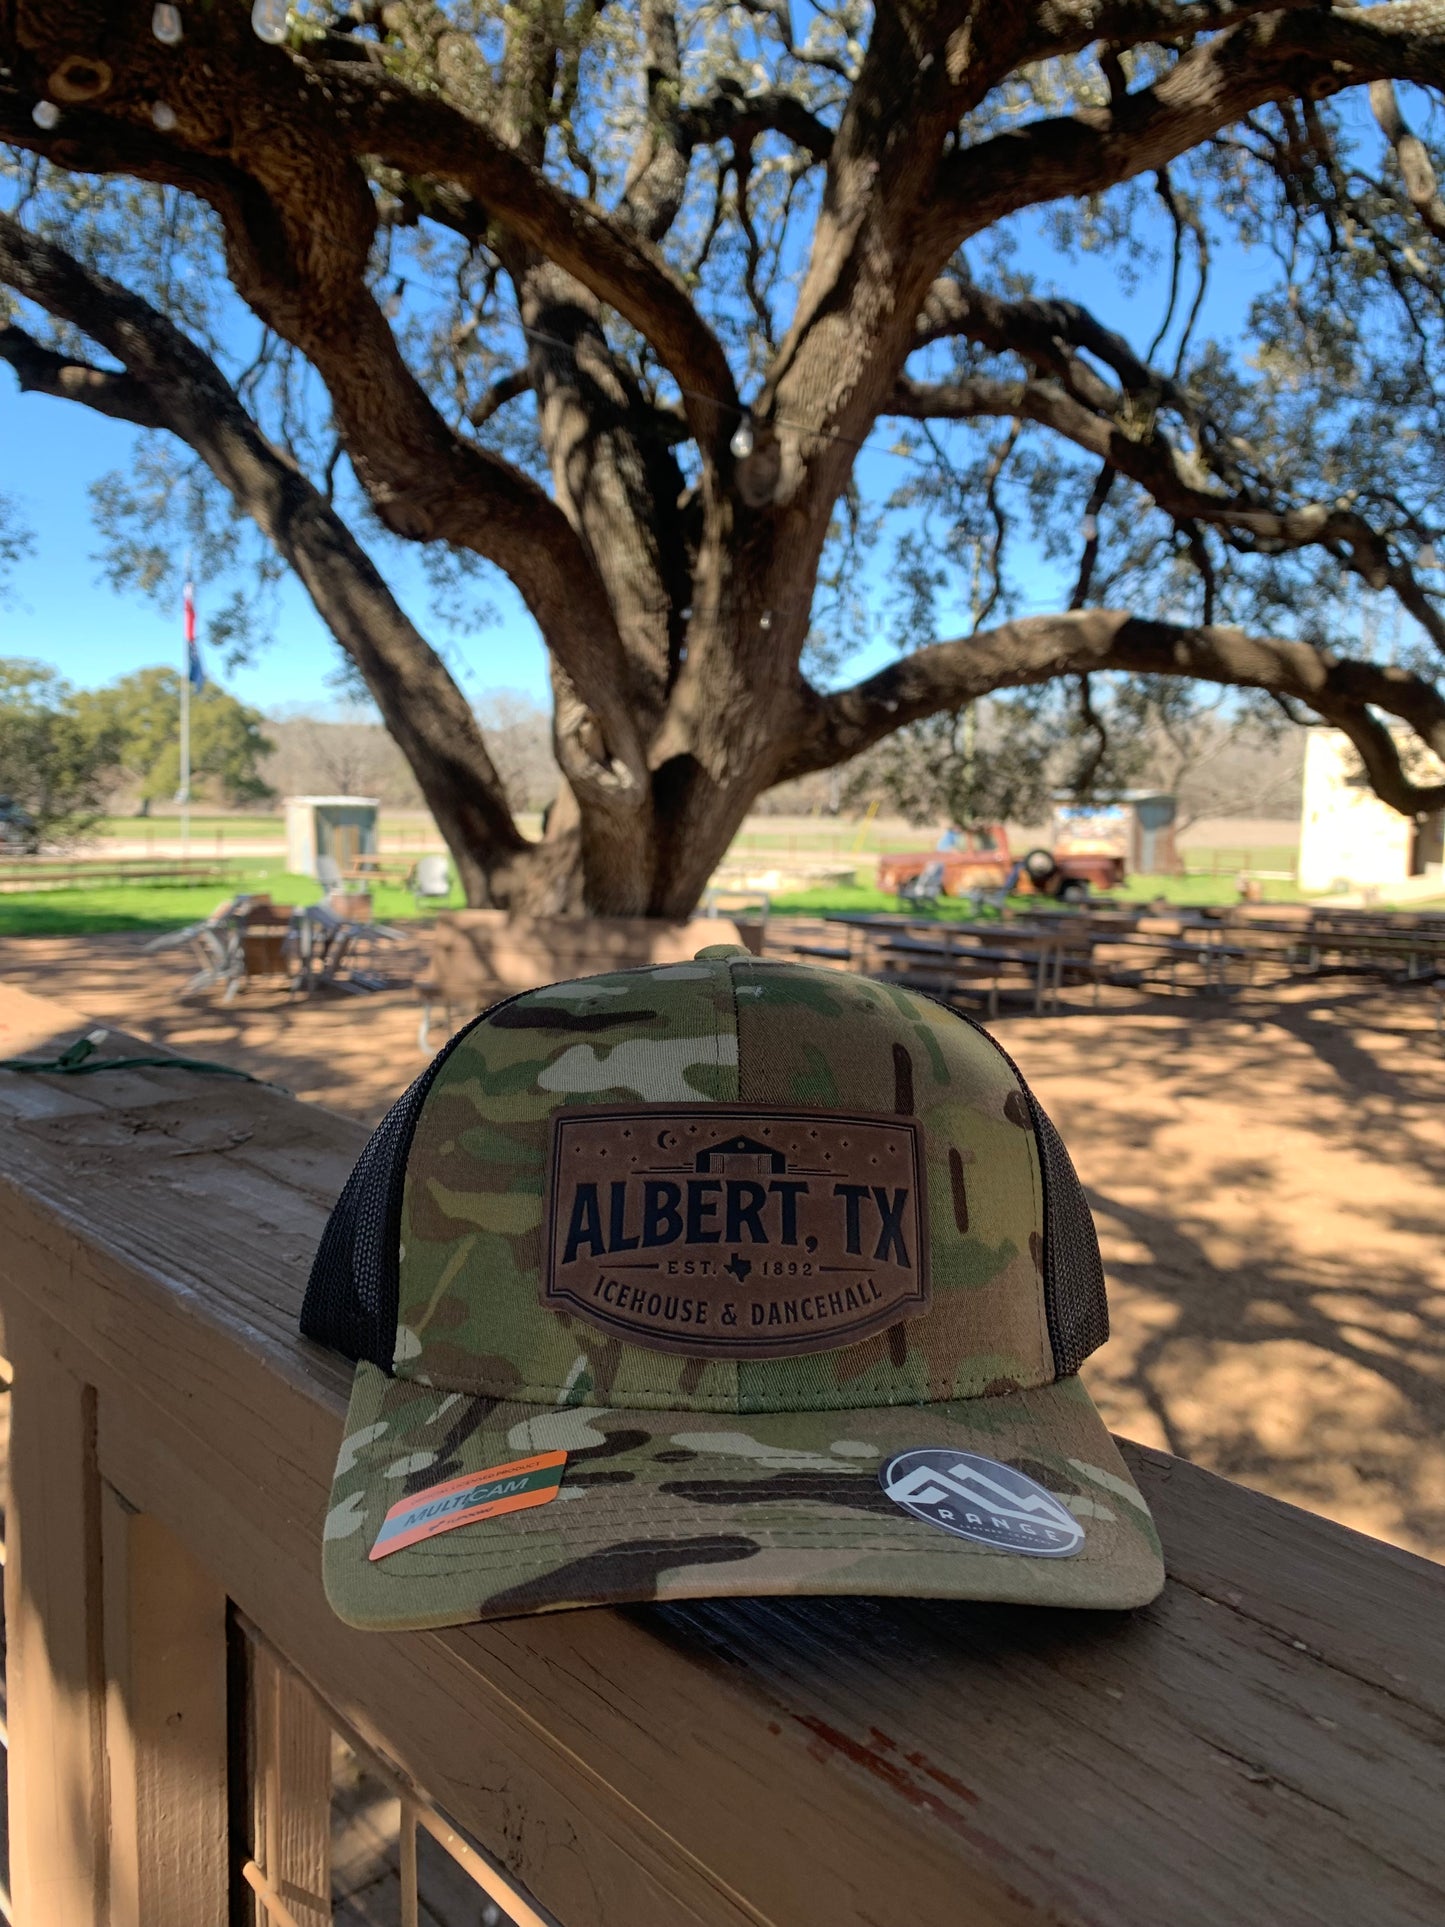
left=3, top=1318, right=106, bottom=1927
left=249, top=1643, right=332, bottom=1927
left=100, top=1490, right=229, bottom=1927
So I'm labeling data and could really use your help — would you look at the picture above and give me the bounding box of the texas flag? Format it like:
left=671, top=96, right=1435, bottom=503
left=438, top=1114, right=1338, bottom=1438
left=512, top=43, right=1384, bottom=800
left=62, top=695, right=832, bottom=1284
left=183, top=578, right=204, bottom=692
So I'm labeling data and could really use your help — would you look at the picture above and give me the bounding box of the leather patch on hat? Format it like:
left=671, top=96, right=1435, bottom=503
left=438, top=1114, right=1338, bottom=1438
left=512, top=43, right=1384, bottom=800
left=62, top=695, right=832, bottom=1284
left=544, top=1106, right=930, bottom=1358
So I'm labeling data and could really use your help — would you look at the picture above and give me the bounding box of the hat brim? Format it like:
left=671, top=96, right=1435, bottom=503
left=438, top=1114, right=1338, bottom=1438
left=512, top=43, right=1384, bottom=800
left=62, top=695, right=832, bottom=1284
left=322, top=1362, right=1164, bottom=1630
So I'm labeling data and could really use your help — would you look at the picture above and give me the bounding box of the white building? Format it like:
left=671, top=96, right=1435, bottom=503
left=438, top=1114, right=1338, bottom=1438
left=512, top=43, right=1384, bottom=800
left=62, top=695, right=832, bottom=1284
left=1297, top=732, right=1445, bottom=895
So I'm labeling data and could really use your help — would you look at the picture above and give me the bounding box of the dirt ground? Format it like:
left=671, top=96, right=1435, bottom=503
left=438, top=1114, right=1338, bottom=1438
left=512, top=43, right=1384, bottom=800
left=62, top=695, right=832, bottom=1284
left=2, top=931, right=1441, bottom=1563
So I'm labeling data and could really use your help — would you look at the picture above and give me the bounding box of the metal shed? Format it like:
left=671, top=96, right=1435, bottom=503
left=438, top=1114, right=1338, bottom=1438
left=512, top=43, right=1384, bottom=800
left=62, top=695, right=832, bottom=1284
left=1052, top=792, right=1179, bottom=876
left=283, top=795, right=380, bottom=880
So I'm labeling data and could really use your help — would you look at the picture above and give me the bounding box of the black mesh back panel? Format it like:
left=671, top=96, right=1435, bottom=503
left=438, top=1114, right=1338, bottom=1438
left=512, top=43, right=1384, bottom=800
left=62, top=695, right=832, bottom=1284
left=926, top=1000, right=1110, bottom=1381
left=1024, top=1090, right=1110, bottom=1376
left=301, top=1002, right=508, bottom=1370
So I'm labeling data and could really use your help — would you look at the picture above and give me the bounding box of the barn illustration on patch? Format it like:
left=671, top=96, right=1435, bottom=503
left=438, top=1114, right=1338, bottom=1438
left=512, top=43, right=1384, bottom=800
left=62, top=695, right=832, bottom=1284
left=693, top=1133, right=787, bottom=1178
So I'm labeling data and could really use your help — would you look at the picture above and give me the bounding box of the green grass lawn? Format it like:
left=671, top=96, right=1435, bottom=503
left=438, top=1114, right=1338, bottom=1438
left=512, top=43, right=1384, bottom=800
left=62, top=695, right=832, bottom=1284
left=94, top=813, right=285, bottom=842
left=0, top=857, right=467, bottom=938
left=1178, top=843, right=1297, bottom=876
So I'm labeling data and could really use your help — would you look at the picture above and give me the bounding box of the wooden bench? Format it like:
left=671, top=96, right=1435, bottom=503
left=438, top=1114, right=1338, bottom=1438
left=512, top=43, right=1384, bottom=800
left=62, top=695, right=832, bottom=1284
left=0, top=979, right=1440, bottom=1926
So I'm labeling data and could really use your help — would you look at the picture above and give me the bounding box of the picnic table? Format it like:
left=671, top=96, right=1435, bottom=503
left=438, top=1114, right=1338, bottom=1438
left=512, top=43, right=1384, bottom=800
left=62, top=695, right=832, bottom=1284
left=1101, top=916, right=1253, bottom=994
left=0, top=979, right=1441, bottom=1927
left=340, top=856, right=416, bottom=885
left=1207, top=913, right=1445, bottom=982
left=823, top=913, right=1076, bottom=1015
left=815, top=911, right=1250, bottom=1010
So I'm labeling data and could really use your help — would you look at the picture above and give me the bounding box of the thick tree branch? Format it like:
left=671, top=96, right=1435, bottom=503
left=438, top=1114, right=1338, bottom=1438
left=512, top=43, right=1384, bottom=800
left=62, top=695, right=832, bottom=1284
left=0, top=99, right=646, bottom=731
left=931, top=6, right=1445, bottom=254
left=618, top=0, right=689, bottom=244
left=618, top=6, right=833, bottom=248
left=0, top=213, right=541, bottom=901
left=1028, top=0, right=1322, bottom=62
left=0, top=324, right=165, bottom=429
left=1369, top=76, right=1445, bottom=242
left=467, top=365, right=532, bottom=429
left=891, top=311, right=1445, bottom=658
left=677, top=85, right=835, bottom=164
left=315, top=61, right=739, bottom=446
left=915, top=276, right=1202, bottom=430
left=786, top=612, right=1445, bottom=817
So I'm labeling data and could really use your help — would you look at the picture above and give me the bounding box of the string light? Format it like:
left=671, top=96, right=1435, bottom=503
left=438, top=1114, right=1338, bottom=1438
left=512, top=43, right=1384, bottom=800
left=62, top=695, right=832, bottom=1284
left=1418, top=541, right=1439, bottom=569
left=152, top=101, right=178, bottom=131
left=32, top=100, right=60, bottom=129
left=251, top=0, right=288, bottom=43
left=729, top=415, right=755, bottom=459
left=1081, top=514, right=1098, bottom=542
left=151, top=4, right=184, bottom=44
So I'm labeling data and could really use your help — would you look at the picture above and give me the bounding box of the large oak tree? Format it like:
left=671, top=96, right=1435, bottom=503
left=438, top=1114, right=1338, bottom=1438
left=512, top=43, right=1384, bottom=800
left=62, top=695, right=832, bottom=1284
left=3, top=1, right=1445, bottom=912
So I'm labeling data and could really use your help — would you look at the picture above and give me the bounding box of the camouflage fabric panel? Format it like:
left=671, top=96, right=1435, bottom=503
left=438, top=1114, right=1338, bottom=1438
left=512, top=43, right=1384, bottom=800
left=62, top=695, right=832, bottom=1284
left=323, top=1363, right=1165, bottom=1630
left=397, top=955, right=1050, bottom=1415
left=731, top=960, right=1050, bottom=1410
left=399, top=961, right=744, bottom=1412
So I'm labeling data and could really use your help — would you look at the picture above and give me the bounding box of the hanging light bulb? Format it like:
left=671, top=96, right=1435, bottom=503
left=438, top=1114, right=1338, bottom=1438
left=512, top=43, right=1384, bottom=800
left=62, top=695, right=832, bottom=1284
left=251, top=0, right=288, bottom=44
left=1417, top=541, right=1440, bottom=570
left=151, top=100, right=178, bottom=131
left=729, top=415, right=755, bottom=460
left=1081, top=514, right=1098, bottom=543
left=151, top=3, right=183, bottom=44
left=32, top=99, right=60, bottom=129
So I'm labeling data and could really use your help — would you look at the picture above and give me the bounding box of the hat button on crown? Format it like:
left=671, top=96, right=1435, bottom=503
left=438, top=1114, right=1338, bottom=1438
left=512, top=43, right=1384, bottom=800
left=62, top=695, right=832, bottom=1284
left=693, top=943, right=751, bottom=961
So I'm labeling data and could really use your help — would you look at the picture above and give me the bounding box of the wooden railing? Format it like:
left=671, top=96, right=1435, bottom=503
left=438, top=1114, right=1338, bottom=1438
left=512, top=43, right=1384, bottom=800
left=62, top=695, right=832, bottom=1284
left=0, top=980, right=1441, bottom=1927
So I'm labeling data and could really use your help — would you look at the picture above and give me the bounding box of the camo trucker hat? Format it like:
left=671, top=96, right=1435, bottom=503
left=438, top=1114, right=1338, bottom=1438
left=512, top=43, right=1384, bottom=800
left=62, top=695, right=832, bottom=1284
left=304, top=945, right=1164, bottom=1628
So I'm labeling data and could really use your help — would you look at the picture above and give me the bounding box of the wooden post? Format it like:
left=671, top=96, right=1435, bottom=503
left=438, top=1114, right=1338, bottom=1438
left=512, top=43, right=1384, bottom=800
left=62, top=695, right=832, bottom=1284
left=101, top=1484, right=229, bottom=1927
left=251, top=1640, right=332, bottom=1927
left=3, top=1314, right=108, bottom=1927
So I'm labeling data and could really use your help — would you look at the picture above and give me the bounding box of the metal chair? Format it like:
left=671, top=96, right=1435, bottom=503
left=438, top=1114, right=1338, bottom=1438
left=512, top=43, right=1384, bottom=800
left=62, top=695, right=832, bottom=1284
left=296, top=902, right=405, bottom=993
left=408, top=853, right=451, bottom=910
left=898, top=859, right=946, bottom=910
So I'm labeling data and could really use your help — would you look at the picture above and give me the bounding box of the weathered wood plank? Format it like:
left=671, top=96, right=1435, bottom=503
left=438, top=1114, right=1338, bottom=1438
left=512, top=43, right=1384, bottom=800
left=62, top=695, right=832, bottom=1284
left=1122, top=1442, right=1445, bottom=1716
left=100, top=1489, right=229, bottom=1927
left=2, top=1311, right=106, bottom=1927
left=0, top=982, right=1441, bottom=1927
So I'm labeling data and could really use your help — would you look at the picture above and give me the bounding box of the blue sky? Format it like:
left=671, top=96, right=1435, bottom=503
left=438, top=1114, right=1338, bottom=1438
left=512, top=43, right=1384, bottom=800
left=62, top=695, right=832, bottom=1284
left=0, top=380, right=557, bottom=711
left=0, top=196, right=1281, bottom=720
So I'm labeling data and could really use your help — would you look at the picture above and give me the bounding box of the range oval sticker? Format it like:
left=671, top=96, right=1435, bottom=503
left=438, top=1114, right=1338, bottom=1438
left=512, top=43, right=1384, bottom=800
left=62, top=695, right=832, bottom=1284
left=544, top=1105, right=930, bottom=1357
left=879, top=1449, right=1085, bottom=1556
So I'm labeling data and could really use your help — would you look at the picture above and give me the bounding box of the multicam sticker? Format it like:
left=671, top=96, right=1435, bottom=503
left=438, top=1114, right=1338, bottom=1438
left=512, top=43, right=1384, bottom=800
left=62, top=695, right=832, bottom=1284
left=544, top=1105, right=930, bottom=1357
left=368, top=1450, right=567, bottom=1561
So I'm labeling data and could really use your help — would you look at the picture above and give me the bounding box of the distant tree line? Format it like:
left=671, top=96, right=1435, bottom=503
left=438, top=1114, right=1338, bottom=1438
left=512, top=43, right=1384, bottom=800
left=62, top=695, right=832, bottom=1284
left=762, top=696, right=1306, bottom=830
left=0, top=659, right=562, bottom=847
left=0, top=657, right=273, bottom=845
left=262, top=692, right=558, bottom=816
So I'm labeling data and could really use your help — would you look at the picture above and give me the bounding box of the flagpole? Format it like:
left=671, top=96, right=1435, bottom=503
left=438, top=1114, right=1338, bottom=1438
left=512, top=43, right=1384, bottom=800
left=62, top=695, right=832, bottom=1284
left=180, top=559, right=194, bottom=858
left=179, top=667, right=191, bottom=858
